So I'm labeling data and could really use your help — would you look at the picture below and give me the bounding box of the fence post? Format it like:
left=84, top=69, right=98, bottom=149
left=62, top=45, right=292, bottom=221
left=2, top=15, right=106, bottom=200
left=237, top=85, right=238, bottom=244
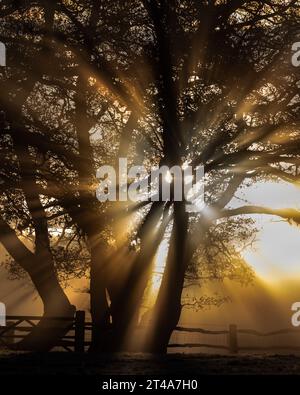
left=228, top=324, right=238, bottom=354
left=6, top=322, right=15, bottom=346
left=0, top=322, right=15, bottom=348
left=75, top=310, right=85, bottom=353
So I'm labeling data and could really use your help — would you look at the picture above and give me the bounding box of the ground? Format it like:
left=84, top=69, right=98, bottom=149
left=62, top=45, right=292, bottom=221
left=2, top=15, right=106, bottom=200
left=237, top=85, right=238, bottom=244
left=0, top=351, right=300, bottom=375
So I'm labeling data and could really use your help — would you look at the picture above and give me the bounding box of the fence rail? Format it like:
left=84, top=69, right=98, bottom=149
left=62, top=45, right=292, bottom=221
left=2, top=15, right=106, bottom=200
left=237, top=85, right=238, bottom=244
left=1, top=313, right=300, bottom=353
left=0, top=312, right=88, bottom=352
left=169, top=324, right=300, bottom=353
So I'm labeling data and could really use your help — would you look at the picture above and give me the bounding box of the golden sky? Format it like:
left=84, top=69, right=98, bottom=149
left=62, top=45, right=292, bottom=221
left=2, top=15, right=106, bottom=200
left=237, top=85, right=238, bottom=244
left=236, top=182, right=300, bottom=282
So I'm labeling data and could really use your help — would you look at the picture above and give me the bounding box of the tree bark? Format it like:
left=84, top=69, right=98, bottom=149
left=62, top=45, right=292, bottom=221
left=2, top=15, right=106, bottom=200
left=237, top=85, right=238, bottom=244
left=16, top=258, right=76, bottom=351
left=106, top=201, right=171, bottom=351
left=145, top=201, right=188, bottom=353
left=0, top=218, right=75, bottom=351
left=73, top=76, right=111, bottom=351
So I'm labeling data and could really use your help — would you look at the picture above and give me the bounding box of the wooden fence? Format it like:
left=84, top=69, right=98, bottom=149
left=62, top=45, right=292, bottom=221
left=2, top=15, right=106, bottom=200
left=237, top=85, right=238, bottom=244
left=169, top=324, right=300, bottom=353
left=1, top=313, right=300, bottom=353
left=0, top=311, right=90, bottom=352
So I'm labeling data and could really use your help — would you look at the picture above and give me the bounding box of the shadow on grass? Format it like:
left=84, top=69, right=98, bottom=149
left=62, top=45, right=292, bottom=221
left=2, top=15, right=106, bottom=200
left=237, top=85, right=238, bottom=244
left=0, top=352, right=300, bottom=375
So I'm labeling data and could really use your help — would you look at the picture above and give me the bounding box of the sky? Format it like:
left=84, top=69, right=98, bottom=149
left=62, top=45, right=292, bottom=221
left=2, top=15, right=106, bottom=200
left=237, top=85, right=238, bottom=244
left=234, top=181, right=300, bottom=283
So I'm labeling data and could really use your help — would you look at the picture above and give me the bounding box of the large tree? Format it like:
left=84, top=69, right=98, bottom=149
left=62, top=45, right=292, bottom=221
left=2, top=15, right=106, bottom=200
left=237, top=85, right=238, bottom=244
left=1, top=0, right=300, bottom=353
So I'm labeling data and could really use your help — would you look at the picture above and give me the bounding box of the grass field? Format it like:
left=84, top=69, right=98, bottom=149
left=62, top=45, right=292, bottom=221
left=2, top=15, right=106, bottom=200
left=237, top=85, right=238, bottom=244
left=0, top=351, right=300, bottom=375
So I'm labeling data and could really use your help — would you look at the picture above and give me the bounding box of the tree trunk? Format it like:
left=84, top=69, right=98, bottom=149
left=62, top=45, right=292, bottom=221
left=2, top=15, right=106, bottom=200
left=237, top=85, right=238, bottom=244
left=145, top=201, right=188, bottom=353
left=106, top=202, right=169, bottom=351
left=89, top=239, right=111, bottom=352
left=16, top=257, right=75, bottom=351
left=0, top=217, right=75, bottom=351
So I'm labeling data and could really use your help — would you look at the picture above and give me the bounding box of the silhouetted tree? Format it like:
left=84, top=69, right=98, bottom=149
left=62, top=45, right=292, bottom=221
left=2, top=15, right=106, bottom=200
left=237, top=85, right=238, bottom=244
left=1, top=1, right=300, bottom=354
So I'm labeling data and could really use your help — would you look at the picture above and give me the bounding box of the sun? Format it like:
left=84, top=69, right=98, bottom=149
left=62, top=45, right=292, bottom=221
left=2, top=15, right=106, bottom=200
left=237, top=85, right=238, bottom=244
left=238, top=181, right=300, bottom=283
